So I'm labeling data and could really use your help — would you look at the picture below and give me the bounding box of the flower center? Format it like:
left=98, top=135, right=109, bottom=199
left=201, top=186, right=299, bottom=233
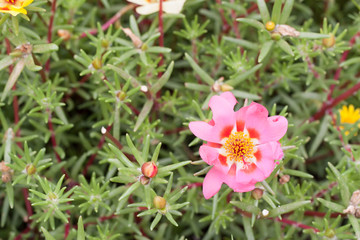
left=5, top=0, right=16, bottom=4
left=223, top=131, right=254, bottom=162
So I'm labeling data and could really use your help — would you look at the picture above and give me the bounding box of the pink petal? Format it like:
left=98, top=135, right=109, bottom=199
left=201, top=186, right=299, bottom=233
left=203, top=167, right=224, bottom=199
left=189, top=121, right=220, bottom=143
left=235, top=163, right=266, bottom=184
left=199, top=144, right=219, bottom=165
left=255, top=142, right=283, bottom=178
left=261, top=116, right=288, bottom=143
left=219, top=91, right=237, bottom=107
left=208, top=95, right=236, bottom=133
left=243, top=103, right=269, bottom=139
left=235, top=105, right=249, bottom=132
left=224, top=175, right=257, bottom=193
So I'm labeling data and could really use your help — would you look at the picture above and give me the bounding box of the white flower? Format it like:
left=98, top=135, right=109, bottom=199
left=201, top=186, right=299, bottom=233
left=127, top=0, right=186, bottom=15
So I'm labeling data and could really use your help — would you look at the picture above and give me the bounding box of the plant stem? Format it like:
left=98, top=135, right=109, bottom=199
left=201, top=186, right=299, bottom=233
left=79, top=4, right=136, bottom=38
left=113, top=105, right=120, bottom=140
left=82, top=125, right=113, bottom=175
left=274, top=217, right=320, bottom=233
left=45, top=0, right=57, bottom=72
left=310, top=80, right=360, bottom=122
left=47, top=110, right=70, bottom=179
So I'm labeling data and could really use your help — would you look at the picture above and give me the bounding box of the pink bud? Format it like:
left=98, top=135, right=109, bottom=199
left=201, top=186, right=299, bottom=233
left=141, top=162, right=158, bottom=178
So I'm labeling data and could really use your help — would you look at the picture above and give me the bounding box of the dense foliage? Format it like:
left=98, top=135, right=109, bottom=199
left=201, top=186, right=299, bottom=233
left=1, top=0, right=360, bottom=239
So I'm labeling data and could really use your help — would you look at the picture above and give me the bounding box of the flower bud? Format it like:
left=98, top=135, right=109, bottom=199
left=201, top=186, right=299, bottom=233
left=322, top=34, right=335, bottom=48
left=251, top=188, right=264, bottom=200
left=153, top=196, right=166, bottom=210
left=116, top=91, right=127, bottom=101
left=92, top=58, right=102, bottom=70
left=101, top=39, right=110, bottom=49
left=0, top=161, right=10, bottom=173
left=26, top=164, right=37, bottom=175
left=265, top=21, right=276, bottom=31
left=141, top=43, right=148, bottom=51
left=279, top=174, right=290, bottom=184
left=2, top=173, right=12, bottom=183
left=141, top=162, right=158, bottom=178
left=271, top=32, right=281, bottom=41
left=261, top=209, right=269, bottom=217
left=48, top=192, right=57, bottom=200
left=57, top=29, right=71, bottom=41
left=324, top=229, right=335, bottom=238
left=220, top=84, right=234, bottom=92
left=140, top=175, right=150, bottom=185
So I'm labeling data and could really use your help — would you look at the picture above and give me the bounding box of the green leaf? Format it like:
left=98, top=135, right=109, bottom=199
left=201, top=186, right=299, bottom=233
left=230, top=201, right=261, bottom=215
left=184, top=83, right=211, bottom=92
left=282, top=169, right=313, bottom=178
left=317, top=198, right=345, bottom=213
left=150, top=61, right=174, bottom=94
left=1, top=58, right=25, bottom=102
left=268, top=200, right=311, bottom=217
left=328, top=162, right=350, bottom=204
left=184, top=53, right=215, bottom=85
left=340, top=57, right=360, bottom=68
left=134, top=100, right=154, bottom=132
left=279, top=0, right=294, bottom=23
left=12, top=16, right=19, bottom=36
left=257, top=0, right=271, bottom=23
left=106, top=64, right=141, bottom=88
left=277, top=39, right=294, bottom=56
left=5, top=182, right=14, bottom=209
left=236, top=18, right=265, bottom=30
left=150, top=213, right=162, bottom=230
left=157, top=161, right=191, bottom=176
left=223, top=36, right=259, bottom=50
left=348, top=215, right=360, bottom=239
left=41, top=227, right=56, bottom=240
left=33, top=44, right=59, bottom=53
left=165, top=212, right=178, bottom=226
left=126, top=134, right=144, bottom=165
left=226, top=64, right=263, bottom=86
left=77, top=216, right=85, bottom=240
left=271, top=0, right=283, bottom=23
left=243, top=216, right=255, bottom=240
left=119, top=181, right=141, bottom=201
left=258, top=41, right=274, bottom=63
left=298, top=32, right=330, bottom=39
left=309, top=116, right=329, bottom=156
left=0, top=56, right=14, bottom=71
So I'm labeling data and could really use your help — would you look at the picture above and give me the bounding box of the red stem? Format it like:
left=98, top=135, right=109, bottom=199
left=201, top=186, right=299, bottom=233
left=45, top=0, right=57, bottom=72
left=327, top=31, right=360, bottom=100
left=310, top=80, right=360, bottom=122
left=311, top=182, right=337, bottom=202
left=62, top=74, right=91, bottom=102
left=82, top=125, right=112, bottom=175
left=329, top=110, right=354, bottom=160
left=47, top=111, right=70, bottom=179
left=230, top=0, right=241, bottom=39
left=5, top=38, right=34, bottom=238
left=310, top=31, right=360, bottom=122
left=79, top=4, right=136, bottom=38
left=304, top=211, right=345, bottom=218
left=274, top=217, right=320, bottom=233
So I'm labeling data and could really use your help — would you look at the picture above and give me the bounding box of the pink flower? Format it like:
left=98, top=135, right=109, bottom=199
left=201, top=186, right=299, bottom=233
left=189, top=92, right=288, bottom=199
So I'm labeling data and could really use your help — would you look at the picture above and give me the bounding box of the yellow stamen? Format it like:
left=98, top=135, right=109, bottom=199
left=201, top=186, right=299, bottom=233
left=223, top=131, right=255, bottom=163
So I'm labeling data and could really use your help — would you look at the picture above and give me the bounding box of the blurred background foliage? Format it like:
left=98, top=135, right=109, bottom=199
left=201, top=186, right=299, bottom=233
left=1, top=0, right=360, bottom=239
